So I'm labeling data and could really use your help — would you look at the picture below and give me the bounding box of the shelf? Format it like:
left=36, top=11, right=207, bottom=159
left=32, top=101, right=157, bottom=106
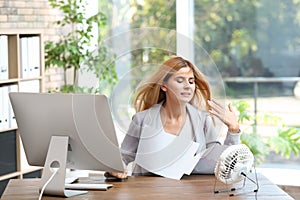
left=19, top=76, right=43, bottom=82
left=0, top=79, right=18, bottom=85
left=21, top=166, right=43, bottom=177
left=0, top=128, right=17, bottom=134
left=0, top=77, right=42, bottom=85
left=0, top=171, right=20, bottom=182
left=0, top=166, right=43, bottom=182
left=0, top=29, right=44, bottom=35
left=0, top=30, right=44, bottom=184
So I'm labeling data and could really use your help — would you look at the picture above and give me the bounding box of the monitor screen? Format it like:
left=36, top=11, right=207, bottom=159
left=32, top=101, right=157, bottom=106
left=9, top=92, right=125, bottom=197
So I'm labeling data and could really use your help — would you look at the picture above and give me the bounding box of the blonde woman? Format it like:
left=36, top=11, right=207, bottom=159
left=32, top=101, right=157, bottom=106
left=110, top=56, right=240, bottom=179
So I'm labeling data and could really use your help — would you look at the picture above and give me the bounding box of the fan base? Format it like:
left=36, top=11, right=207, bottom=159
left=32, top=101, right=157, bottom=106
left=213, top=173, right=259, bottom=197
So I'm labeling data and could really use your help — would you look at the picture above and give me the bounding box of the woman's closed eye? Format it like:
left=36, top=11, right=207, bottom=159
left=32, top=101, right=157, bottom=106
left=176, top=77, right=184, bottom=83
left=176, top=77, right=195, bottom=84
left=188, top=78, right=195, bottom=84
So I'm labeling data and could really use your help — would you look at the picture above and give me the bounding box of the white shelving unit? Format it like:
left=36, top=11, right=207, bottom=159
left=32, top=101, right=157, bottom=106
left=0, top=29, right=45, bottom=182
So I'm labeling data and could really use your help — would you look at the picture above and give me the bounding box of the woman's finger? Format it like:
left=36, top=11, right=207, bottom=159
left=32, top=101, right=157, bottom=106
left=208, top=99, right=226, bottom=115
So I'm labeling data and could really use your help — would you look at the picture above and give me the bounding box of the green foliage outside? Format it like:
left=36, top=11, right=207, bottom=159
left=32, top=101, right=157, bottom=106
left=129, top=0, right=176, bottom=67
left=100, top=0, right=176, bottom=68
left=101, top=0, right=300, bottom=78
left=232, top=100, right=300, bottom=164
left=45, top=0, right=118, bottom=93
left=193, top=0, right=300, bottom=97
left=100, top=0, right=300, bottom=97
left=194, top=0, right=300, bottom=77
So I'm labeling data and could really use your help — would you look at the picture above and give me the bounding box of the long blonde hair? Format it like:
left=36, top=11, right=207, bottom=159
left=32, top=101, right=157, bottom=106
left=133, top=56, right=211, bottom=112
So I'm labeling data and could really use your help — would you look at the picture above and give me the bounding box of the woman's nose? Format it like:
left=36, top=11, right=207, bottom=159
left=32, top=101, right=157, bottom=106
left=183, top=80, right=191, bottom=88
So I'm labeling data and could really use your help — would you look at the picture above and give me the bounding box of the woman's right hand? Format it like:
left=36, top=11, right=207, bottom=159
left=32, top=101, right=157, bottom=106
left=207, top=99, right=240, bottom=133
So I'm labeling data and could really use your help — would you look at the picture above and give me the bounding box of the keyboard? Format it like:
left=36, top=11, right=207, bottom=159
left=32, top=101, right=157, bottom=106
left=65, top=177, right=78, bottom=184
left=65, top=183, right=113, bottom=190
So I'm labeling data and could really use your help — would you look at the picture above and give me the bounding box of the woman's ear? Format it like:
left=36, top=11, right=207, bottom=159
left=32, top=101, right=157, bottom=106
left=161, top=85, right=167, bottom=92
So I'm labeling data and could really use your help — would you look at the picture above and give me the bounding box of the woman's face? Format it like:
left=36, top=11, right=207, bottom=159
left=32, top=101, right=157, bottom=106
left=162, top=67, right=196, bottom=104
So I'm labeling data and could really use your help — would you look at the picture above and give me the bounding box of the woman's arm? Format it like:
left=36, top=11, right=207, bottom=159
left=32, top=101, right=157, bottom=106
left=108, top=114, right=144, bottom=179
left=120, top=114, right=143, bottom=165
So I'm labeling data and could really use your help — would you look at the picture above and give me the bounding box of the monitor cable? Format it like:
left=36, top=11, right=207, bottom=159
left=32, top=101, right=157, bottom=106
left=38, top=168, right=59, bottom=200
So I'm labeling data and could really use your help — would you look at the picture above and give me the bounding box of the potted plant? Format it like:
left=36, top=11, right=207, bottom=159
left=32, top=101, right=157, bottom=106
left=45, top=0, right=117, bottom=93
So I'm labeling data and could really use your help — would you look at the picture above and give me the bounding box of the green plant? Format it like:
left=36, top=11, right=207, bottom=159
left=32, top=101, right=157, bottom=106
left=232, top=100, right=300, bottom=164
left=45, top=0, right=117, bottom=93
left=268, top=126, right=300, bottom=158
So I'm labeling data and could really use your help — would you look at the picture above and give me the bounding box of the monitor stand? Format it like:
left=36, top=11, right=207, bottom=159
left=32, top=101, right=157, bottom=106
left=39, top=136, right=87, bottom=197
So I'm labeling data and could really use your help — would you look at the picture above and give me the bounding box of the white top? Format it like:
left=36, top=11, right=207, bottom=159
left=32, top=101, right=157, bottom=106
left=163, top=114, right=193, bottom=141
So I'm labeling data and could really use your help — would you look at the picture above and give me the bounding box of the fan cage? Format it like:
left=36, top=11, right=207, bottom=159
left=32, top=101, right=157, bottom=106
left=214, top=144, right=254, bottom=184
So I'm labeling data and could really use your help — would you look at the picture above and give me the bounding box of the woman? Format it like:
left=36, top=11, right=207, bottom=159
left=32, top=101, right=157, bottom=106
left=110, top=56, right=240, bottom=179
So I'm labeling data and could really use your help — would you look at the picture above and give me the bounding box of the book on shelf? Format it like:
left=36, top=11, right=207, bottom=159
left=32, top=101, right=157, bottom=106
left=8, top=85, right=18, bottom=129
left=0, top=85, right=18, bottom=131
left=20, top=36, right=41, bottom=79
left=0, top=86, right=9, bottom=130
left=0, top=35, right=9, bottom=81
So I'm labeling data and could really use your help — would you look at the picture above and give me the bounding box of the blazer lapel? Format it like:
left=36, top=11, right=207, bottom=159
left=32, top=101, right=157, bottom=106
left=186, top=104, right=206, bottom=153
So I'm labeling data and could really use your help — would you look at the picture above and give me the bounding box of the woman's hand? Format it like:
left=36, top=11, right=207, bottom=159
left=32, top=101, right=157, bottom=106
left=105, top=171, right=128, bottom=179
left=207, top=99, right=240, bottom=133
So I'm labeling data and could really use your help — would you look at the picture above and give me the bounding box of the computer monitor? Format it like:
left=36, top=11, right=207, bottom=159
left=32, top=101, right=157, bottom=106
left=9, top=92, right=125, bottom=197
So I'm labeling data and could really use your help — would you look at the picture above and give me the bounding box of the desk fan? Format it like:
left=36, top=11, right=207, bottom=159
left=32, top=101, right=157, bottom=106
left=214, top=144, right=259, bottom=196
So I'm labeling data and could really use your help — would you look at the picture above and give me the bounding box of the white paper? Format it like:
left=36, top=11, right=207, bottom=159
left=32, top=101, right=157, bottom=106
left=135, top=106, right=202, bottom=179
left=151, top=141, right=203, bottom=180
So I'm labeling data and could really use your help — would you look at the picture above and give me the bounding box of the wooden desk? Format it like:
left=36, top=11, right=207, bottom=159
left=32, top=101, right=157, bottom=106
left=1, top=174, right=293, bottom=200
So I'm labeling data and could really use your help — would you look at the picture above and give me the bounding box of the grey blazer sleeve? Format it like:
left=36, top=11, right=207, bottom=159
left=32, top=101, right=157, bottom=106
left=193, top=113, right=241, bottom=174
left=203, top=114, right=221, bottom=148
left=224, top=131, right=241, bottom=145
left=120, top=113, right=144, bottom=165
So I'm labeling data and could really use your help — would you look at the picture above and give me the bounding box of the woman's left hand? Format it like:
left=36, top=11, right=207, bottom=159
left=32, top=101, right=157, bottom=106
left=207, top=99, right=240, bottom=133
left=105, top=171, right=128, bottom=179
